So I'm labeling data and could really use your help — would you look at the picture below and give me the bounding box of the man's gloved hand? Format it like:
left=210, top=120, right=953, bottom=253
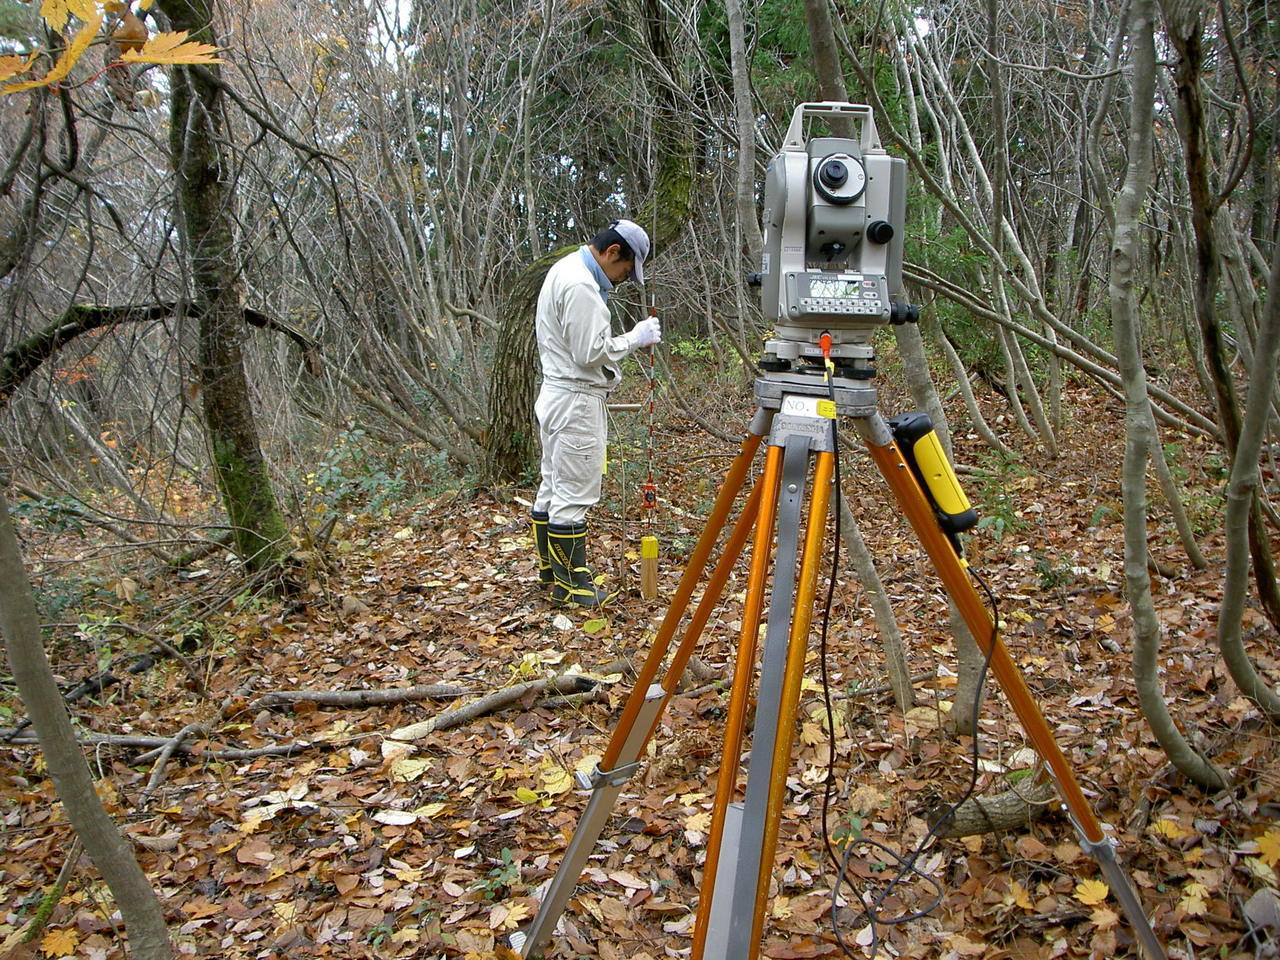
left=630, top=316, right=662, bottom=349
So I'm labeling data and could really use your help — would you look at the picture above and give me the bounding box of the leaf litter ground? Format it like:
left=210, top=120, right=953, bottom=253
left=1, top=373, right=1278, bottom=960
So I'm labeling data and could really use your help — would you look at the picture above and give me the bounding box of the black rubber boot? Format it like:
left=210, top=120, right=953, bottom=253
left=531, top=510, right=553, bottom=589
left=547, top=521, right=618, bottom=607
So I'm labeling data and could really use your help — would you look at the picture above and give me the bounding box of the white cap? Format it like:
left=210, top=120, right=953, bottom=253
left=611, top=219, right=650, bottom=284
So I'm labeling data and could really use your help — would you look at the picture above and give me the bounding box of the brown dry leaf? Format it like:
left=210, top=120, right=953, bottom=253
left=1090, top=905, right=1119, bottom=929
left=235, top=838, right=275, bottom=866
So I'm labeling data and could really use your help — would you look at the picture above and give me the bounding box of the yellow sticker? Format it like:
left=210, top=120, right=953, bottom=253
left=817, top=399, right=837, bottom=419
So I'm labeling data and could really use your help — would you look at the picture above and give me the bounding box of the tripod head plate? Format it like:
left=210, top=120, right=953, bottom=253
left=754, top=374, right=877, bottom=418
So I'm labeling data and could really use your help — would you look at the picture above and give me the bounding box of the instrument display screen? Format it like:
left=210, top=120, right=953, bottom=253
left=806, top=278, right=863, bottom=299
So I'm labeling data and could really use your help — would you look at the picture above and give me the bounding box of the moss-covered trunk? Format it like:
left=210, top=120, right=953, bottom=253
left=485, top=246, right=571, bottom=484
left=159, top=0, right=287, bottom=569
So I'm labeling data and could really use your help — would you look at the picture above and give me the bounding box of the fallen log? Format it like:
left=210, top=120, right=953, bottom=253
left=927, top=778, right=1056, bottom=838
left=387, top=674, right=597, bottom=740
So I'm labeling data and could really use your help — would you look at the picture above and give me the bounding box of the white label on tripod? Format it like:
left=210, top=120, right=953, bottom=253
left=781, top=395, right=827, bottom=419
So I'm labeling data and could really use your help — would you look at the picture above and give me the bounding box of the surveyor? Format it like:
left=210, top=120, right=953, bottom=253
left=530, top=220, right=662, bottom=607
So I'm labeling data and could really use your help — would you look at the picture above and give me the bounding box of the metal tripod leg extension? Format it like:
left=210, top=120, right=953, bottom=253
left=699, top=411, right=836, bottom=960
left=855, top=411, right=1168, bottom=960
left=514, top=409, right=773, bottom=959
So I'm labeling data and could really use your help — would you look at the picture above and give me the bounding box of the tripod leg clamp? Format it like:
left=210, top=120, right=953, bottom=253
left=578, top=760, right=643, bottom=791
left=1071, top=817, right=1169, bottom=960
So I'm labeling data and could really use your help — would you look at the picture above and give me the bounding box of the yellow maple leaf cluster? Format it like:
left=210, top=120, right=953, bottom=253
left=1, top=1, right=222, bottom=98
left=118, top=30, right=221, bottom=66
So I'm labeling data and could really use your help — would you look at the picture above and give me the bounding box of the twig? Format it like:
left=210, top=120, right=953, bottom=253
left=249, top=683, right=472, bottom=712
left=4, top=731, right=320, bottom=763
left=20, top=837, right=82, bottom=944
left=138, top=723, right=207, bottom=804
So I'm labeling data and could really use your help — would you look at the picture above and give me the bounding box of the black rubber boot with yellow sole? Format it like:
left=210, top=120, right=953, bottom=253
left=547, top=521, right=618, bottom=607
left=531, top=510, right=553, bottom=590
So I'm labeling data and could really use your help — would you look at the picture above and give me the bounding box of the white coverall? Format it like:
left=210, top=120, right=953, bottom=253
left=533, top=247, right=643, bottom=525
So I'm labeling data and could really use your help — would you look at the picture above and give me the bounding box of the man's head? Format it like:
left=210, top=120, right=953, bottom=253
left=589, top=219, right=650, bottom=286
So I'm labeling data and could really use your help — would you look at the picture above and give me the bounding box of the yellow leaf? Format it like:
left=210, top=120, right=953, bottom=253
left=119, top=30, right=223, bottom=65
left=489, top=901, right=531, bottom=931
left=1258, top=826, right=1280, bottom=867
left=800, top=721, right=825, bottom=746
left=514, top=786, right=541, bottom=804
left=540, top=762, right=572, bottom=796
left=273, top=900, right=301, bottom=923
left=1244, top=856, right=1278, bottom=885
left=410, top=801, right=448, bottom=819
left=3, top=11, right=103, bottom=94
left=1153, top=818, right=1192, bottom=841
left=1007, top=880, right=1033, bottom=910
left=39, top=0, right=96, bottom=33
left=40, top=927, right=79, bottom=957
left=1179, top=881, right=1208, bottom=916
left=391, top=756, right=432, bottom=782
left=686, top=810, right=711, bottom=833
left=1073, top=879, right=1109, bottom=907
left=0, top=53, right=38, bottom=85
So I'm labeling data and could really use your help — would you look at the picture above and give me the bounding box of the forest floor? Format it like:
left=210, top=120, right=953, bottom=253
left=1, top=359, right=1278, bottom=960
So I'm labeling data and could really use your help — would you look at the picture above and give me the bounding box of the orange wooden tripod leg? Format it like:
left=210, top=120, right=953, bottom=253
left=860, top=418, right=1105, bottom=845
left=602, top=427, right=765, bottom=772
left=643, top=476, right=765, bottom=745
left=691, top=444, right=783, bottom=960
left=748, top=450, right=834, bottom=955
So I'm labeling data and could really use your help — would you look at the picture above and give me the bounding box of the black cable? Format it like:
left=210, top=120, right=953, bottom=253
left=810, top=385, right=1004, bottom=956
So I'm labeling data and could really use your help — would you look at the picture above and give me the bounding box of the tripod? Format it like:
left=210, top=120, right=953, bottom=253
left=514, top=366, right=1166, bottom=960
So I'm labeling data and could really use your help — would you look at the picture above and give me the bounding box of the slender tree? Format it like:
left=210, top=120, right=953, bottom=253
left=157, top=0, right=288, bottom=571
left=1111, top=0, right=1227, bottom=790
left=0, top=487, right=173, bottom=958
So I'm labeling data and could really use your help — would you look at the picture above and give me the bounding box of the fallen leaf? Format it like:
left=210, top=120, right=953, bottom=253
left=1074, top=879, right=1109, bottom=906
left=372, top=809, right=418, bottom=825
left=1258, top=826, right=1280, bottom=867
left=1179, top=881, right=1208, bottom=917
left=39, top=928, right=78, bottom=957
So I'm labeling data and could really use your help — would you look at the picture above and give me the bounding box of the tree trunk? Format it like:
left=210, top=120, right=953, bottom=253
left=1112, top=0, right=1226, bottom=791
left=0, top=488, right=173, bottom=959
left=484, top=246, right=569, bottom=483
left=724, top=0, right=762, bottom=269
left=1162, top=0, right=1280, bottom=632
left=836, top=490, right=914, bottom=712
left=1217, top=238, right=1280, bottom=719
left=160, top=0, right=287, bottom=571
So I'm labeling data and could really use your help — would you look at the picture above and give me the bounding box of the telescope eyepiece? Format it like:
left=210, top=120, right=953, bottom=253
left=819, top=159, right=848, bottom=188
